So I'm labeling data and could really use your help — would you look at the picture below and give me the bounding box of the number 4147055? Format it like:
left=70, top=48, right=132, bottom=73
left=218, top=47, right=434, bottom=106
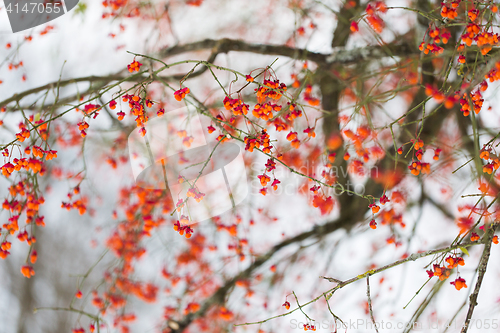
left=5, top=2, right=61, bottom=14
left=459, top=319, right=499, bottom=329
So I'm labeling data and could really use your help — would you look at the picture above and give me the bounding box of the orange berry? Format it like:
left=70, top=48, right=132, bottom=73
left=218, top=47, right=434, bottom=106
left=350, top=21, right=359, bottom=33
left=30, top=250, right=37, bottom=264
left=21, top=265, right=35, bottom=278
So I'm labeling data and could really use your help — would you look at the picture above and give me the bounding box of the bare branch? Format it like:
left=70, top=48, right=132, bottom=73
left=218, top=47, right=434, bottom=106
left=0, top=72, right=134, bottom=108
left=366, top=275, right=379, bottom=333
left=320, top=276, right=342, bottom=284
left=158, top=38, right=416, bottom=67
left=158, top=38, right=327, bottom=64
left=460, top=223, right=499, bottom=333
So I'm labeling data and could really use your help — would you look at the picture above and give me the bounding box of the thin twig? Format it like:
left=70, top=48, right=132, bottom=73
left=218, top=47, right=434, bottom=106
left=460, top=223, right=498, bottom=333
left=320, top=276, right=343, bottom=284
left=366, top=275, right=379, bottom=333
left=292, top=291, right=313, bottom=321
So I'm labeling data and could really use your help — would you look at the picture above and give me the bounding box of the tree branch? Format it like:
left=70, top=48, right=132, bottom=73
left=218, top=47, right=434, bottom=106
left=366, top=275, right=379, bottom=333
left=169, top=216, right=355, bottom=332
left=3, top=50, right=218, bottom=111
left=158, top=38, right=327, bottom=64
left=236, top=238, right=485, bottom=327
left=460, top=223, right=498, bottom=333
left=158, top=37, right=416, bottom=67
left=0, top=73, right=134, bottom=108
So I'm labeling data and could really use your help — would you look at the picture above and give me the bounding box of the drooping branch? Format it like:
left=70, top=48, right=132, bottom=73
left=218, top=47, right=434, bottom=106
left=0, top=72, right=203, bottom=112
left=0, top=73, right=134, bottom=108
left=0, top=50, right=220, bottom=112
